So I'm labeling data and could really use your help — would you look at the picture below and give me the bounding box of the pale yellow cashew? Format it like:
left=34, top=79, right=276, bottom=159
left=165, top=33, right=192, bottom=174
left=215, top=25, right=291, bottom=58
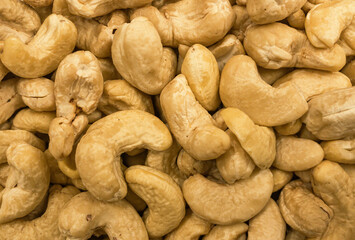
left=274, top=120, right=303, bottom=136
left=321, top=139, right=355, bottom=164
left=203, top=223, right=248, bottom=240
left=176, top=149, right=212, bottom=177
left=23, top=0, right=53, bottom=7
left=44, top=150, right=70, bottom=185
left=12, top=109, right=55, bottom=134
left=271, top=168, right=293, bottom=192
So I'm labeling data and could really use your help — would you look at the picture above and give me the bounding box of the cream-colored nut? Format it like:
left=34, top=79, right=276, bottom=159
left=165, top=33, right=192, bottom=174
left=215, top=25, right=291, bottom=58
left=259, top=67, right=293, bottom=85
left=341, top=59, right=355, bottom=85
left=16, top=78, right=56, bottom=112
left=181, top=44, right=220, bottom=111
left=273, top=136, right=324, bottom=171
left=220, top=55, right=308, bottom=127
left=125, top=165, right=185, bottom=238
left=216, top=130, right=255, bottom=183
left=273, top=69, right=352, bottom=101
left=278, top=180, right=333, bottom=237
left=312, top=160, right=355, bottom=239
left=0, top=130, right=45, bottom=164
left=286, top=229, right=307, bottom=240
left=321, top=139, right=355, bottom=164
left=275, top=119, right=302, bottom=136
left=244, top=23, right=346, bottom=71
left=340, top=18, right=355, bottom=55
left=212, top=109, right=227, bottom=131
left=0, top=0, right=41, bottom=43
left=303, top=87, right=355, bottom=140
left=112, top=17, right=176, bottom=95
left=76, top=110, right=172, bottom=202
left=131, top=0, right=235, bottom=47
left=295, top=169, right=312, bottom=183
left=44, top=150, right=69, bottom=185
left=0, top=61, right=9, bottom=82
left=12, top=109, right=55, bottom=134
left=125, top=187, right=147, bottom=212
left=97, top=10, right=128, bottom=29
left=165, top=209, right=212, bottom=240
left=21, top=190, right=48, bottom=221
left=271, top=167, right=293, bottom=192
left=231, top=5, right=254, bottom=41
left=183, top=169, right=273, bottom=225
left=0, top=78, right=26, bottom=125
left=1, top=14, right=77, bottom=78
left=23, top=0, right=53, bottom=7
left=203, top=223, right=248, bottom=240
left=305, top=0, right=355, bottom=49
left=160, top=74, right=230, bottom=160
left=287, top=9, right=306, bottom=29
left=97, top=58, right=121, bottom=81
left=59, top=191, right=148, bottom=240
left=247, top=0, right=306, bottom=24
left=98, top=80, right=154, bottom=116
left=0, top=142, right=49, bottom=224
left=87, top=110, right=102, bottom=123
left=248, top=199, right=286, bottom=240
left=220, top=107, right=276, bottom=169
left=176, top=149, right=212, bottom=177
left=298, top=124, right=319, bottom=141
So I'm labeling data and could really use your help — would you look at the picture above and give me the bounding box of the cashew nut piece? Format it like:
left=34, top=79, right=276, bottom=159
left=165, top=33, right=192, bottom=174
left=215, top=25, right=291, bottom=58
left=220, top=107, right=276, bottom=169
left=231, top=5, right=254, bottom=41
left=295, top=169, right=313, bottom=183
left=321, top=139, right=355, bottom=164
left=0, top=61, right=9, bottom=82
left=44, top=150, right=70, bottom=185
left=59, top=191, right=149, bottom=240
left=125, top=165, right=185, bottom=238
left=220, top=55, right=308, bottom=126
left=176, top=149, right=212, bottom=177
left=76, top=110, right=172, bottom=202
left=0, top=142, right=49, bottom=224
left=341, top=59, right=355, bottom=84
left=130, top=0, right=235, bottom=47
left=275, top=119, right=303, bottom=136
left=212, top=109, right=228, bottom=131
left=1, top=14, right=77, bottom=78
left=160, top=74, right=230, bottom=160
left=287, top=9, right=306, bottom=29
left=259, top=67, right=293, bottom=85
left=271, top=167, right=293, bottom=192
left=97, top=58, right=121, bottom=81
left=12, top=109, right=55, bottom=134
left=97, top=10, right=128, bottom=29
left=0, top=185, right=80, bottom=240
left=203, top=223, right=248, bottom=240
left=248, top=199, right=286, bottom=240
left=244, top=22, right=346, bottom=71
left=183, top=168, right=273, bottom=225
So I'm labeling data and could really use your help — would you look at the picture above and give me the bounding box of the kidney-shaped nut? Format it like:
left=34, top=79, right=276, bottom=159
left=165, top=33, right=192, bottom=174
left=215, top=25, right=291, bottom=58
left=76, top=110, right=172, bottom=202
left=0, top=142, right=50, bottom=224
left=220, top=55, right=308, bottom=127
left=1, top=14, right=77, bottom=79
left=131, top=0, right=235, bottom=47
left=321, top=139, right=355, bottom=164
left=271, top=168, right=293, bottom=192
left=12, top=109, right=55, bottom=134
left=125, top=165, right=185, bottom=238
left=59, top=191, right=148, bottom=240
left=203, top=223, right=248, bottom=240
left=244, top=22, right=346, bottom=71
left=183, top=169, right=273, bottom=225
left=160, top=74, right=230, bottom=161
left=278, top=180, right=333, bottom=237
left=303, top=87, right=355, bottom=140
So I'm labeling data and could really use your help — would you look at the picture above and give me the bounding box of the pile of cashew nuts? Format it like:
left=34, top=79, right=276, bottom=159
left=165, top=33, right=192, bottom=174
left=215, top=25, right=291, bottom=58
left=0, top=0, right=354, bottom=239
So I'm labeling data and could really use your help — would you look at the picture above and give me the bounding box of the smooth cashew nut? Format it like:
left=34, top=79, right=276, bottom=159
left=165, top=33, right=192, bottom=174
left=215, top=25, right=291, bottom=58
left=125, top=165, right=185, bottom=238
left=0, top=142, right=50, bottom=224
left=96, top=10, right=129, bottom=29
left=182, top=169, right=273, bottom=225
left=160, top=74, right=230, bottom=160
left=203, top=223, right=248, bottom=240
left=271, top=168, right=293, bottom=192
left=287, top=9, right=306, bottom=29
left=1, top=14, right=77, bottom=78
left=176, top=149, right=212, bottom=177
left=220, top=55, right=308, bottom=127
left=274, top=119, right=303, bottom=136
left=321, top=139, right=355, bottom=164
left=12, top=109, right=55, bottom=134
left=58, top=191, right=149, bottom=240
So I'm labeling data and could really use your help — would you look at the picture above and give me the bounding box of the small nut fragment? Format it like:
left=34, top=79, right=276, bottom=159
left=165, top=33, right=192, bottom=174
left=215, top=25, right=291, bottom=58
left=203, top=223, right=248, bottom=240
left=287, top=9, right=306, bottom=29
left=274, top=120, right=302, bottom=136
left=271, top=168, right=293, bottom=192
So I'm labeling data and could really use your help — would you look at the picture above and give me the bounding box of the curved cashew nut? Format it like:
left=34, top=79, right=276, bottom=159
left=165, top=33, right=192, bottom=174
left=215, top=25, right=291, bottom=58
left=160, top=74, right=230, bottom=160
left=1, top=14, right=77, bottom=78
left=321, top=139, right=355, bottom=164
left=182, top=169, right=273, bottom=225
left=271, top=168, right=293, bottom=192
left=125, top=165, right=185, bottom=238
left=274, top=120, right=302, bottom=136
left=76, top=110, right=172, bottom=202
left=112, top=17, right=176, bottom=95
left=59, top=191, right=148, bottom=240
left=0, top=142, right=49, bottom=224
left=12, top=109, right=55, bottom=134
left=203, top=223, right=248, bottom=240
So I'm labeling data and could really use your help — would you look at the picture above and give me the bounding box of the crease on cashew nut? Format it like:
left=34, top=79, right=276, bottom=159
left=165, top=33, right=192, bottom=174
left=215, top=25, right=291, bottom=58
left=271, top=167, right=293, bottom=192
left=0, top=78, right=26, bottom=125
left=273, top=136, right=324, bottom=171
left=312, top=161, right=355, bottom=240
left=130, top=0, right=235, bottom=47
left=1, top=14, right=77, bottom=78
left=278, top=180, right=333, bottom=238
left=258, top=67, right=294, bottom=85
left=321, top=139, right=355, bottom=164
left=182, top=168, right=273, bottom=225
left=305, top=0, right=355, bottom=49
left=160, top=74, right=230, bottom=160
left=59, top=191, right=149, bottom=240
left=275, top=119, right=303, bottom=136
left=112, top=17, right=177, bottom=95
left=216, top=129, right=255, bottom=184
left=220, top=55, right=308, bottom=127
left=0, top=185, right=80, bottom=240
left=165, top=209, right=212, bottom=240
left=0, top=130, right=45, bottom=164
left=203, top=222, right=248, bottom=240
left=97, top=58, right=121, bottom=81
left=44, top=150, right=70, bottom=185
left=98, top=79, right=154, bottom=116
left=176, top=149, right=212, bottom=178
left=181, top=44, right=221, bottom=111
left=206, top=160, right=227, bottom=184
left=302, top=87, right=355, bottom=140
left=16, top=78, right=56, bottom=112
left=231, top=5, right=254, bottom=41
left=244, top=22, right=346, bottom=71
left=125, top=165, right=185, bottom=238
left=0, top=142, right=50, bottom=224
left=220, top=107, right=276, bottom=169
left=212, top=109, right=227, bottom=131
left=12, top=109, right=55, bottom=134
left=341, top=59, right=355, bottom=85
left=248, top=199, right=286, bottom=240
left=76, top=110, right=172, bottom=202
left=287, top=9, right=306, bottom=29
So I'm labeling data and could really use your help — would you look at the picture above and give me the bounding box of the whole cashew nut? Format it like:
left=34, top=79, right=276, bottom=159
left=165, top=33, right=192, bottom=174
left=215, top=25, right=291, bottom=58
left=321, top=139, right=355, bottom=164
left=12, top=109, right=55, bottom=134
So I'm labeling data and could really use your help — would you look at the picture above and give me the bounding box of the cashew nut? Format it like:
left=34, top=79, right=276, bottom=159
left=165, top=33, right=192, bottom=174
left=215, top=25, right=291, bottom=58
left=321, top=139, right=355, bottom=164
left=271, top=167, right=293, bottom=192
left=275, top=120, right=303, bottom=136
left=341, top=59, right=355, bottom=84
left=12, top=109, right=55, bottom=134
left=287, top=9, right=306, bottom=29
left=176, top=149, right=212, bottom=177
left=44, top=150, right=70, bottom=185
left=259, top=67, right=293, bottom=85
left=203, top=223, right=248, bottom=240
left=97, top=58, right=121, bottom=81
